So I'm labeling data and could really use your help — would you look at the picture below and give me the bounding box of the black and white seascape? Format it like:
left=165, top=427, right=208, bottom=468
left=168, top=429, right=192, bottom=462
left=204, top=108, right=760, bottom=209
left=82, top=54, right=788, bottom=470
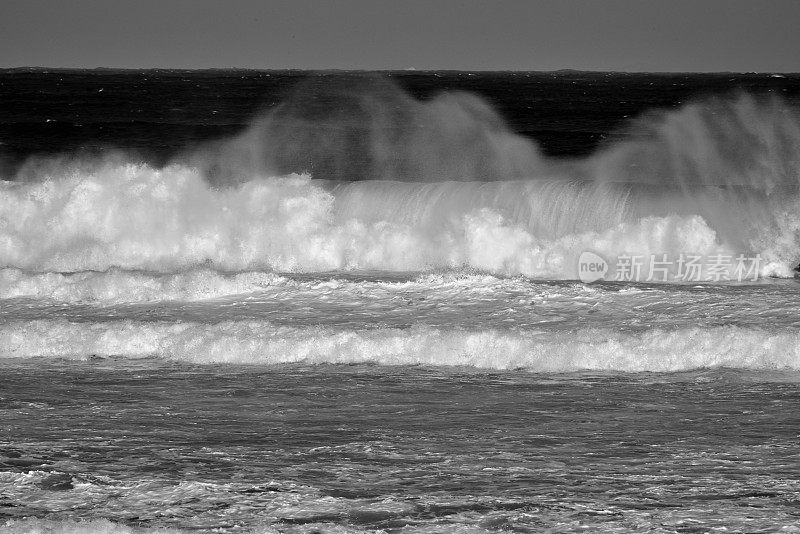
left=2, top=3, right=800, bottom=533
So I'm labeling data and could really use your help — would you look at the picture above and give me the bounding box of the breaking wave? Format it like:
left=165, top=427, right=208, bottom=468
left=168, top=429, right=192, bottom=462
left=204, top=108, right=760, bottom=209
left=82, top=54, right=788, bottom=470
left=2, top=319, right=798, bottom=372
left=2, top=77, right=799, bottom=281
left=0, top=161, right=796, bottom=279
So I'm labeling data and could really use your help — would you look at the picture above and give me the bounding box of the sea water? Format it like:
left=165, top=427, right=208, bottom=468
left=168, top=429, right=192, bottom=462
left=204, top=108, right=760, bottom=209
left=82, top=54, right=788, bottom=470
left=1, top=70, right=800, bottom=533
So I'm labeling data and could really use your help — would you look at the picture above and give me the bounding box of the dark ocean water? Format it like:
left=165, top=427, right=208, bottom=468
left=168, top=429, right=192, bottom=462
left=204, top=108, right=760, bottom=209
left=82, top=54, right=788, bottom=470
left=2, top=70, right=800, bottom=533
left=2, top=69, right=799, bottom=174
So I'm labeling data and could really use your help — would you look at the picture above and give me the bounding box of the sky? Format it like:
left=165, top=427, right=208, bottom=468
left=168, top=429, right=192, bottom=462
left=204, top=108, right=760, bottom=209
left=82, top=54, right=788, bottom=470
left=1, top=0, right=799, bottom=72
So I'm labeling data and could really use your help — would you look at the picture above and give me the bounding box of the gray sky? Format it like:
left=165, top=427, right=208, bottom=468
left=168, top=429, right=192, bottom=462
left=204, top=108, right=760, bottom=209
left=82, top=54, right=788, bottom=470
left=1, top=0, right=799, bottom=72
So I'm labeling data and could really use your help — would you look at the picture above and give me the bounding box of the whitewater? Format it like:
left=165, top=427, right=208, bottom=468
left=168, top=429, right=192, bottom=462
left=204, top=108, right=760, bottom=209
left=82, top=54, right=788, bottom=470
left=2, top=70, right=800, bottom=533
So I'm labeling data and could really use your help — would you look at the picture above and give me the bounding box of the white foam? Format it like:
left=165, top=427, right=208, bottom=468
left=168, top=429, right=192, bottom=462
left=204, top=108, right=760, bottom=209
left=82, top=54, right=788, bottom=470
left=2, top=320, right=797, bottom=372
left=1, top=518, right=180, bottom=534
left=0, top=267, right=289, bottom=303
left=0, top=162, right=773, bottom=281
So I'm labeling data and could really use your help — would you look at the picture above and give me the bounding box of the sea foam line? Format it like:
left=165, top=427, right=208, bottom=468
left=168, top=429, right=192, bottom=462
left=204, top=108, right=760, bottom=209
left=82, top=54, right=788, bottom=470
left=1, top=320, right=797, bottom=372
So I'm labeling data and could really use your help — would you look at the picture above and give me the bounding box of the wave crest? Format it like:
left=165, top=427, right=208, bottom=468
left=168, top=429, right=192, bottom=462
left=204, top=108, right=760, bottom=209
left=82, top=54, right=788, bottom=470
left=0, top=162, right=742, bottom=278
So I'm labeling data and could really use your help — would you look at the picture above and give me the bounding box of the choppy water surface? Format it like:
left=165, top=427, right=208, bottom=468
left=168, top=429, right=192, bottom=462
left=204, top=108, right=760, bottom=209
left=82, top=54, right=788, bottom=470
left=2, top=276, right=800, bottom=532
left=3, top=362, right=800, bottom=533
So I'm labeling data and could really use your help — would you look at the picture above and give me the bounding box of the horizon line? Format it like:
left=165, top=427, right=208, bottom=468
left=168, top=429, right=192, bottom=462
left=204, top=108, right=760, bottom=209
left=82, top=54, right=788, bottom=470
left=1, top=66, right=798, bottom=76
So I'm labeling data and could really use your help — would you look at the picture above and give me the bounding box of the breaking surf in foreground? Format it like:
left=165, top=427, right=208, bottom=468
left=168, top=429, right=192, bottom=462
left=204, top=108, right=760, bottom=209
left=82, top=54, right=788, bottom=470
left=2, top=70, right=800, bottom=532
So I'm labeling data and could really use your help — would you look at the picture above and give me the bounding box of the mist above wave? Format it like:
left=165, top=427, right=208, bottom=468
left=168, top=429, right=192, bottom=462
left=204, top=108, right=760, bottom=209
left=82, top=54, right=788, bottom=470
left=590, top=92, right=800, bottom=193
left=191, top=75, right=545, bottom=184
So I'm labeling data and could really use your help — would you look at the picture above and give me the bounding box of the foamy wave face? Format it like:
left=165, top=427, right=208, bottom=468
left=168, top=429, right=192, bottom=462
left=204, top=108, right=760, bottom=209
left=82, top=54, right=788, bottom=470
left=1, top=165, right=342, bottom=272
left=2, top=319, right=798, bottom=372
left=0, top=161, right=765, bottom=278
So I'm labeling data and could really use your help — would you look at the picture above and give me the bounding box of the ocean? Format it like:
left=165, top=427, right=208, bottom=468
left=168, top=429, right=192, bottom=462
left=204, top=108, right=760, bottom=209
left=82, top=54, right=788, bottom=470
left=1, top=69, right=800, bottom=533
